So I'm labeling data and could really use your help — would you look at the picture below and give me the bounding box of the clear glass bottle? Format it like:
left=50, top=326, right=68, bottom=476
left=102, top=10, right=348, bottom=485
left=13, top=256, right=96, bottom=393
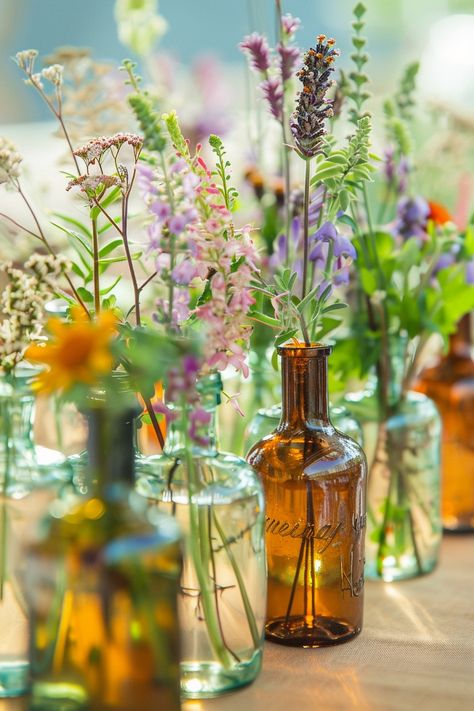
left=247, top=344, right=367, bottom=647
left=345, top=374, right=442, bottom=581
left=136, top=373, right=266, bottom=699
left=415, top=315, right=474, bottom=532
left=24, top=392, right=183, bottom=711
left=0, top=366, right=54, bottom=698
left=244, top=402, right=363, bottom=456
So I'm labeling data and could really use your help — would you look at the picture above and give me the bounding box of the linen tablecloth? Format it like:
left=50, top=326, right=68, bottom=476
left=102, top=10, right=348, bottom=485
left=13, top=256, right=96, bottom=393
left=187, top=535, right=474, bottom=711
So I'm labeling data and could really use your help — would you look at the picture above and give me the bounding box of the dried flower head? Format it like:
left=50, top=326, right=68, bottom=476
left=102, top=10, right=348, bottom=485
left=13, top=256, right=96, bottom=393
left=66, top=174, right=123, bottom=193
left=0, top=138, right=22, bottom=185
left=41, top=64, right=64, bottom=86
left=15, top=49, right=38, bottom=72
left=0, top=255, right=69, bottom=372
left=291, top=36, right=340, bottom=157
left=73, top=132, right=143, bottom=165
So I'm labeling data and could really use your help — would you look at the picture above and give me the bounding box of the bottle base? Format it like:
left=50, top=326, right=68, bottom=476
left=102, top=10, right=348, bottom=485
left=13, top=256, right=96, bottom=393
left=29, top=681, right=89, bottom=710
left=265, top=615, right=360, bottom=648
left=180, top=650, right=262, bottom=699
left=0, top=660, right=29, bottom=698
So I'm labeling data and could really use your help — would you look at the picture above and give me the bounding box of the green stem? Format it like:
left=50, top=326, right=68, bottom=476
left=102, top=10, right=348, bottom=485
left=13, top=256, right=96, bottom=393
left=92, top=217, right=100, bottom=314
left=184, top=420, right=233, bottom=669
left=301, top=158, right=311, bottom=300
left=212, top=510, right=261, bottom=649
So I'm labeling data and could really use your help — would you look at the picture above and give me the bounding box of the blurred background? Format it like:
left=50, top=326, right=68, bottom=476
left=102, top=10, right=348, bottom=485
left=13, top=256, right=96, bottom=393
left=1, top=0, right=473, bottom=219
left=1, top=0, right=473, bottom=123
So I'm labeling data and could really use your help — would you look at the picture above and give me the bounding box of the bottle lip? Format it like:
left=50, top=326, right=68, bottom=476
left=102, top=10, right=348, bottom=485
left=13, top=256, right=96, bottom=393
left=277, top=342, right=332, bottom=358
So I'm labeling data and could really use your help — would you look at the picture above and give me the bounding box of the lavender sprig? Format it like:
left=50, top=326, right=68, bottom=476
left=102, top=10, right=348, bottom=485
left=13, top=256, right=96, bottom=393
left=290, top=36, right=339, bottom=158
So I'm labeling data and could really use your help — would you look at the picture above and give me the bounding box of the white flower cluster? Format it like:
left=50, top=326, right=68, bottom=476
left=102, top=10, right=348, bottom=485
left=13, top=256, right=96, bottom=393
left=0, top=138, right=22, bottom=186
left=15, top=50, right=64, bottom=90
left=0, top=255, right=69, bottom=372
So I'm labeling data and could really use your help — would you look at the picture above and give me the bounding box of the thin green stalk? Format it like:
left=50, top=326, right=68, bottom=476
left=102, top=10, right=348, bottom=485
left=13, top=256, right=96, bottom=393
left=301, top=158, right=311, bottom=300
left=92, top=217, right=100, bottom=314
left=212, top=510, right=261, bottom=649
left=183, top=418, right=233, bottom=669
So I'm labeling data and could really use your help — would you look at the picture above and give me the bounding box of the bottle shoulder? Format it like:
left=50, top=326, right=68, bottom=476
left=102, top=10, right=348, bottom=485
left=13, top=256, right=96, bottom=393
left=33, top=491, right=181, bottom=554
left=247, top=426, right=366, bottom=481
left=136, top=450, right=263, bottom=503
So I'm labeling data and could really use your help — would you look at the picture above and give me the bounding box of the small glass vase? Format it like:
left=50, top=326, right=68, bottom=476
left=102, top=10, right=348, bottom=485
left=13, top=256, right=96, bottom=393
left=415, top=315, right=474, bottom=532
left=24, top=393, right=183, bottom=710
left=244, top=402, right=363, bottom=456
left=247, top=344, right=367, bottom=648
left=136, top=373, right=266, bottom=699
left=0, top=365, right=66, bottom=697
left=345, top=376, right=442, bottom=581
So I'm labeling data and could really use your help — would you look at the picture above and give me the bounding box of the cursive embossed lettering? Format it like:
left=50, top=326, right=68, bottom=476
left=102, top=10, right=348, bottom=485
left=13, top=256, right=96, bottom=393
left=265, top=517, right=342, bottom=552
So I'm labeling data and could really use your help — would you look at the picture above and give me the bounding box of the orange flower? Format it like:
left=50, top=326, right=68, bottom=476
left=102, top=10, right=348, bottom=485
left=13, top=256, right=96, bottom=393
left=25, top=308, right=118, bottom=394
left=428, top=201, right=452, bottom=225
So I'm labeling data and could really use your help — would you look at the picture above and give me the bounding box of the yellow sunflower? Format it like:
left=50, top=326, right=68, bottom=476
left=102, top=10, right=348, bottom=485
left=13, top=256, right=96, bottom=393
left=25, top=308, right=118, bottom=395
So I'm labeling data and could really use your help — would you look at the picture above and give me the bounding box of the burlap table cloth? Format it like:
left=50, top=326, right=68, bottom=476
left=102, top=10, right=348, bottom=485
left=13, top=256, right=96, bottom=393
left=1, top=536, right=472, bottom=710
left=185, top=535, right=474, bottom=711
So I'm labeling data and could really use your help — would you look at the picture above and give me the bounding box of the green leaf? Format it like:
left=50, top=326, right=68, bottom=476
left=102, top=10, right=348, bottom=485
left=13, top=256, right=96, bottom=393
left=77, top=287, right=94, bottom=303
left=50, top=212, right=92, bottom=240
left=321, top=302, right=347, bottom=313
left=51, top=222, right=93, bottom=256
left=98, top=251, right=142, bottom=265
left=99, top=239, right=123, bottom=257
left=99, top=276, right=121, bottom=296
left=311, top=162, right=343, bottom=184
left=360, top=267, right=377, bottom=295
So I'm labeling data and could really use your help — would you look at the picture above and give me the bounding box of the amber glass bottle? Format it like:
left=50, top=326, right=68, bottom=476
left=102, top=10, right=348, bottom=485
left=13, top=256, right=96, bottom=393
left=24, top=394, right=182, bottom=711
left=247, top=344, right=367, bottom=647
left=416, top=315, right=474, bottom=532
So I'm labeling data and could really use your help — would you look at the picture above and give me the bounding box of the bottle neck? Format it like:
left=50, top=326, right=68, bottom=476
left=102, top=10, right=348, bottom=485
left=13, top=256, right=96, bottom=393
left=164, top=374, right=221, bottom=457
left=449, top=314, right=472, bottom=359
left=86, top=407, right=136, bottom=498
left=279, top=345, right=331, bottom=428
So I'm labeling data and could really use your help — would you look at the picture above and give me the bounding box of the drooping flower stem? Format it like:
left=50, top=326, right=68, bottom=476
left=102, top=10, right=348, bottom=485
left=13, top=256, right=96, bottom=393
left=301, top=158, right=311, bottom=301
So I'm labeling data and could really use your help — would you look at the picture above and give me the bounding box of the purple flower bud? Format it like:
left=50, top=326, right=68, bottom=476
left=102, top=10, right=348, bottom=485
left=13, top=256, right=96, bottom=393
left=151, top=200, right=171, bottom=220
left=333, top=234, right=356, bottom=259
left=394, top=196, right=430, bottom=240
left=278, top=44, right=301, bottom=82
left=467, top=261, right=474, bottom=285
left=172, top=259, right=198, bottom=285
left=168, top=214, right=187, bottom=234
left=239, top=33, right=271, bottom=74
left=281, top=14, right=301, bottom=37
left=260, top=76, right=283, bottom=121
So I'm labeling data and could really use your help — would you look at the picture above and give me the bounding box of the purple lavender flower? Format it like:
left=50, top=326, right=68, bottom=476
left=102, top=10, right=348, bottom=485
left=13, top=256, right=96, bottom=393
left=172, top=259, right=198, bottom=285
left=394, top=196, right=429, bottom=240
left=150, top=199, right=171, bottom=220
left=433, top=252, right=456, bottom=275
left=261, top=76, right=283, bottom=121
left=466, top=261, right=474, bottom=284
left=309, top=221, right=356, bottom=260
left=383, top=147, right=410, bottom=195
left=239, top=33, right=271, bottom=74
left=278, top=44, right=301, bottom=82
left=290, top=36, right=339, bottom=158
left=281, top=14, right=301, bottom=38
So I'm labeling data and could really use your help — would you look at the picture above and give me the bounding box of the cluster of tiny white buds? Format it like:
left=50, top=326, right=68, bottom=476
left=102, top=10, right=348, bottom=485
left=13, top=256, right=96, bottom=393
left=73, top=133, right=144, bottom=165
left=15, top=49, right=39, bottom=72
left=66, top=174, right=124, bottom=193
left=41, top=64, right=63, bottom=87
left=0, top=138, right=23, bottom=185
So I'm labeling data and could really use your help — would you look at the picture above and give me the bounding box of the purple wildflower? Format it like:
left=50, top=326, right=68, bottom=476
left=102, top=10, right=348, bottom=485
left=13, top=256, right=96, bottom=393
left=466, top=261, right=474, bottom=284
left=281, top=14, right=301, bottom=38
left=278, top=44, right=301, bottom=82
left=394, top=196, right=429, bottom=240
left=261, top=76, right=284, bottom=121
left=290, top=36, right=339, bottom=157
left=188, top=408, right=212, bottom=446
left=239, top=33, right=271, bottom=74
